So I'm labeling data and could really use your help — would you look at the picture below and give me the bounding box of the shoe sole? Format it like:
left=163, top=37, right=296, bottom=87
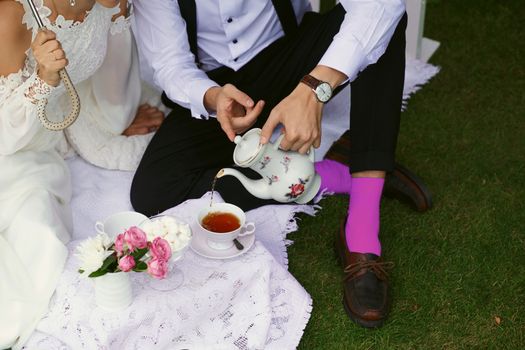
left=342, top=297, right=385, bottom=329
left=334, top=223, right=386, bottom=329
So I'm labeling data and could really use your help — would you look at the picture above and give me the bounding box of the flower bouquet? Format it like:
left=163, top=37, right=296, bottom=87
left=76, top=225, right=176, bottom=311
left=76, top=226, right=172, bottom=279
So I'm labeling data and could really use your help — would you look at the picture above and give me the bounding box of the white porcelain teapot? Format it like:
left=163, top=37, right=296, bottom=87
left=217, top=128, right=321, bottom=204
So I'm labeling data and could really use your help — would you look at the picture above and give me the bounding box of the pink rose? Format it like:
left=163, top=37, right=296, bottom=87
left=118, top=255, right=136, bottom=272
left=124, top=226, right=147, bottom=251
left=149, top=237, right=172, bottom=261
left=114, top=233, right=125, bottom=256
left=147, top=258, right=168, bottom=279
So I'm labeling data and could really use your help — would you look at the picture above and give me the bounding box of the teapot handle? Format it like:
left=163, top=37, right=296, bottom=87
left=273, top=133, right=286, bottom=151
left=273, top=133, right=316, bottom=162
left=308, top=145, right=315, bottom=163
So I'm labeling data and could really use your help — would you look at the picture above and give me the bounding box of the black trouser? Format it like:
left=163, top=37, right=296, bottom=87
left=131, top=6, right=407, bottom=215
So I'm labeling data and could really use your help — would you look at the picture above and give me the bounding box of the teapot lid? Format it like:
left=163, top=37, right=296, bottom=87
left=233, top=128, right=264, bottom=166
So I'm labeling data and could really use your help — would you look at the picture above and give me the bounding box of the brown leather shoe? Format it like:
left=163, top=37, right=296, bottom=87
left=335, top=218, right=393, bottom=328
left=324, top=130, right=433, bottom=212
left=383, top=162, right=433, bottom=212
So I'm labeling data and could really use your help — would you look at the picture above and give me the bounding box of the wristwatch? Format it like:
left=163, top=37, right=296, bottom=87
left=300, top=74, right=333, bottom=103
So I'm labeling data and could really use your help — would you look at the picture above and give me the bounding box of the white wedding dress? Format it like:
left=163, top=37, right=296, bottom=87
left=0, top=2, right=158, bottom=348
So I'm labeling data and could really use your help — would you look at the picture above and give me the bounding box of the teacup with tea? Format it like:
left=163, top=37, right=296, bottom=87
left=196, top=203, right=255, bottom=250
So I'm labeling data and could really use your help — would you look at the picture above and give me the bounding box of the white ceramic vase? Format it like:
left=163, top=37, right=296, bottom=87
left=94, top=272, right=132, bottom=311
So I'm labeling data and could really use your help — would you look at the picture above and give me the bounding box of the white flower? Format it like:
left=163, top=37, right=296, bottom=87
left=75, top=234, right=111, bottom=275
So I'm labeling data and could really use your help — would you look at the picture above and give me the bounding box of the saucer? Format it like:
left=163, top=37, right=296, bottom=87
left=190, top=229, right=255, bottom=259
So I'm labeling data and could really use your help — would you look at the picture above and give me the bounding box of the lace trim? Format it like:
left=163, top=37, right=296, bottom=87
left=23, top=73, right=55, bottom=104
left=53, top=10, right=94, bottom=30
left=110, top=2, right=133, bottom=35
left=50, top=3, right=120, bottom=31
left=15, top=0, right=52, bottom=31
left=0, top=56, right=41, bottom=104
left=15, top=0, right=120, bottom=32
left=0, top=68, right=30, bottom=99
left=0, top=53, right=54, bottom=105
left=110, top=14, right=131, bottom=35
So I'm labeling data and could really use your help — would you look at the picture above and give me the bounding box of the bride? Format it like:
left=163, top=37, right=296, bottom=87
left=0, top=0, right=164, bottom=348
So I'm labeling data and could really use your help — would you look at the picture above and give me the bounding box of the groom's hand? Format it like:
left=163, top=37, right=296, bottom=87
left=205, top=84, right=265, bottom=141
left=260, top=65, right=348, bottom=154
left=261, top=83, right=323, bottom=154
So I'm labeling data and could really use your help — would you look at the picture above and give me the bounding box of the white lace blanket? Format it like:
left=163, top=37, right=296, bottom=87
left=24, top=58, right=439, bottom=349
left=25, top=243, right=312, bottom=349
left=23, top=157, right=316, bottom=350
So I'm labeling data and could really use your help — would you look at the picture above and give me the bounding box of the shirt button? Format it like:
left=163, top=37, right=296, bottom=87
left=227, top=17, right=233, bottom=23
left=233, top=57, right=238, bottom=62
left=232, top=39, right=238, bottom=44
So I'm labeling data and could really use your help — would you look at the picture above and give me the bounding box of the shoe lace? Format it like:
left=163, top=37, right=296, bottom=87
left=343, top=260, right=394, bottom=282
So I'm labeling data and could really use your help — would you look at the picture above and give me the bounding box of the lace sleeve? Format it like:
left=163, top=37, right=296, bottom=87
left=0, top=68, right=56, bottom=155
left=22, top=72, right=56, bottom=104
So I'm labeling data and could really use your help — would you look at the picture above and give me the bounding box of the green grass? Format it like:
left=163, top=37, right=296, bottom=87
left=289, top=0, right=525, bottom=348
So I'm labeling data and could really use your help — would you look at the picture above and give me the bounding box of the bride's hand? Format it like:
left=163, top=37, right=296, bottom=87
left=122, top=104, right=165, bottom=136
left=32, top=29, right=68, bottom=87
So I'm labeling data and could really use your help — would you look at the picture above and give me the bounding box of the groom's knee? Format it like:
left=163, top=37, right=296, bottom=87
left=130, top=169, right=156, bottom=216
left=130, top=167, right=182, bottom=217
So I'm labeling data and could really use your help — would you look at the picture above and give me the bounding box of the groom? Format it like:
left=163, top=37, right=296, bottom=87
left=131, top=0, right=431, bottom=328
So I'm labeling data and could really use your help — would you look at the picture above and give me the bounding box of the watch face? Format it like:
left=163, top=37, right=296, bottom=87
left=315, top=82, right=332, bottom=103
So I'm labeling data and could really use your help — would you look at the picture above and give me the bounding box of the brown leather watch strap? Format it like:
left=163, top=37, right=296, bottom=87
left=300, top=74, right=322, bottom=90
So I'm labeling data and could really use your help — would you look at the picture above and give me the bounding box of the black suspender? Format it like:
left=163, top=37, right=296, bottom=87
left=271, top=0, right=298, bottom=37
left=177, top=0, right=299, bottom=64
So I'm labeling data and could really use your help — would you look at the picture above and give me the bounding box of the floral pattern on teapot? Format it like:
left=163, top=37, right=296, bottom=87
left=259, top=156, right=271, bottom=170
left=280, top=156, right=291, bottom=173
left=286, top=176, right=310, bottom=199
left=266, top=175, right=279, bottom=185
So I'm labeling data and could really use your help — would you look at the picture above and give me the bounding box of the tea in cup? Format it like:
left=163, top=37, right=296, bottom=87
left=95, top=211, right=148, bottom=239
left=196, top=203, right=255, bottom=250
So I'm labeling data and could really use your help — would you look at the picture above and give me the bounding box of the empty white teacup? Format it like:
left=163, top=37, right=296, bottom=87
left=196, top=203, right=255, bottom=250
left=95, top=211, right=148, bottom=239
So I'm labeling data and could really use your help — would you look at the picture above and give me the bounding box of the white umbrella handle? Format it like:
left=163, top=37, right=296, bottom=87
left=26, top=0, right=80, bottom=131
left=37, top=69, right=80, bottom=131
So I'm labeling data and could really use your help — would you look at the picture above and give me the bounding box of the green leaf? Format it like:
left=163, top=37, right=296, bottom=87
left=133, top=261, right=148, bottom=272
left=131, top=247, right=149, bottom=261
left=88, top=269, right=108, bottom=278
left=100, top=253, right=117, bottom=271
left=87, top=253, right=117, bottom=277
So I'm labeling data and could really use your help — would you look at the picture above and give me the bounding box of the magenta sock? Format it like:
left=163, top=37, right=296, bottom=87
left=314, top=159, right=352, bottom=194
left=345, top=177, right=384, bottom=256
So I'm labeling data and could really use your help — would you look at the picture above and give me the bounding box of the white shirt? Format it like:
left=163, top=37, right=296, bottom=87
left=133, top=0, right=406, bottom=119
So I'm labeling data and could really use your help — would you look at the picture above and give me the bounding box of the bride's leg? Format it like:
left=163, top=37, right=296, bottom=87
left=0, top=189, right=69, bottom=349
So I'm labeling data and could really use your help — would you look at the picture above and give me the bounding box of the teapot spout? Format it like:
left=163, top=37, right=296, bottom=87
left=216, top=168, right=272, bottom=200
